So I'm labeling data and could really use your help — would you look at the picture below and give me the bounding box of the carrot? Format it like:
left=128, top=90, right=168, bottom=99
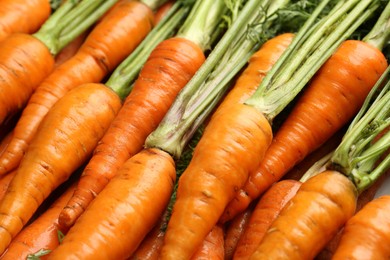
left=221, top=0, right=390, bottom=222
left=0, top=183, right=76, bottom=260
left=155, top=1, right=175, bottom=24
left=332, top=195, right=390, bottom=259
left=57, top=0, right=217, bottom=229
left=249, top=170, right=357, bottom=259
left=224, top=204, right=254, bottom=260
left=0, top=170, right=15, bottom=202
left=0, top=0, right=120, bottom=127
left=0, top=0, right=156, bottom=175
left=0, top=83, right=122, bottom=254
left=158, top=0, right=377, bottom=257
left=190, top=224, right=225, bottom=260
left=233, top=180, right=301, bottom=259
left=54, top=31, right=88, bottom=67
left=0, top=0, right=51, bottom=42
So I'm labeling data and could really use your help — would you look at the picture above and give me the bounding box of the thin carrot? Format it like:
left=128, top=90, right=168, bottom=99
left=0, top=183, right=76, bottom=260
left=0, top=0, right=156, bottom=175
left=57, top=0, right=216, bottom=229
left=0, top=0, right=120, bottom=126
left=190, top=224, right=225, bottom=260
left=158, top=0, right=376, bottom=257
left=233, top=180, right=301, bottom=259
left=221, top=0, right=390, bottom=222
left=0, top=0, right=51, bottom=42
left=332, top=195, right=390, bottom=259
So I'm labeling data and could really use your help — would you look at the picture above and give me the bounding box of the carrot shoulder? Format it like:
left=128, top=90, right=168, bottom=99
left=0, top=83, right=122, bottom=254
left=0, top=0, right=51, bottom=42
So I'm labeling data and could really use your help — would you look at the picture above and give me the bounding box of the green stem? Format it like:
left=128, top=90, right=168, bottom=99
left=145, top=0, right=290, bottom=159
left=105, top=1, right=192, bottom=100
left=245, top=0, right=380, bottom=121
left=363, top=0, right=390, bottom=49
left=33, top=0, right=118, bottom=56
left=140, top=0, right=168, bottom=12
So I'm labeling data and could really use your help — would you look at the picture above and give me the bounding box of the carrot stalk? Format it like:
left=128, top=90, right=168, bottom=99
left=0, top=0, right=157, bottom=175
left=0, top=0, right=51, bottom=42
left=222, top=0, right=389, bottom=221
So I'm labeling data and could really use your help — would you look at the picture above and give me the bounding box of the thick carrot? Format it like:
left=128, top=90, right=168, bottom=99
left=0, top=0, right=155, bottom=175
left=332, top=195, right=390, bottom=259
left=0, top=183, right=76, bottom=260
left=0, top=83, right=122, bottom=254
left=233, top=179, right=301, bottom=259
left=48, top=148, right=176, bottom=259
left=0, top=0, right=51, bottom=42
left=222, top=11, right=389, bottom=222
left=57, top=1, right=214, bottom=229
left=0, top=0, right=120, bottom=126
left=249, top=170, right=357, bottom=259
left=190, top=224, right=225, bottom=260
left=224, top=205, right=253, bottom=260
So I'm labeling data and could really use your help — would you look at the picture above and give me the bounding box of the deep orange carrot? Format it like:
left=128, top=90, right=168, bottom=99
left=0, top=0, right=51, bottom=42
left=249, top=170, right=357, bottom=259
left=58, top=36, right=206, bottom=229
left=224, top=205, right=253, bottom=260
left=0, top=183, right=76, bottom=260
left=191, top=224, right=225, bottom=260
left=332, top=195, right=390, bottom=259
left=222, top=39, right=388, bottom=222
left=0, top=83, right=122, bottom=254
left=233, top=179, right=301, bottom=260
left=48, top=148, right=176, bottom=259
left=0, top=0, right=154, bottom=175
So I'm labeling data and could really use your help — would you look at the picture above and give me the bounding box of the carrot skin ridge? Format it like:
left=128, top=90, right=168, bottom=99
left=249, top=170, right=357, bottom=260
left=0, top=0, right=51, bottom=42
left=0, top=83, right=122, bottom=254
left=190, top=224, right=225, bottom=260
left=0, top=183, right=76, bottom=260
left=222, top=39, right=388, bottom=222
left=0, top=0, right=154, bottom=175
left=58, top=37, right=206, bottom=229
left=332, top=195, right=390, bottom=260
left=233, top=179, right=301, bottom=260
left=49, top=148, right=176, bottom=259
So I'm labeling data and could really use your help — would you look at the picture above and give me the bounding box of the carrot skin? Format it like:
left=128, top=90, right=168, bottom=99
left=0, top=183, right=76, bottom=260
left=249, top=170, right=357, bottom=260
left=191, top=224, right=225, bottom=260
left=154, top=0, right=175, bottom=25
left=54, top=31, right=88, bottom=67
left=49, top=148, right=176, bottom=259
left=0, top=0, right=154, bottom=175
left=0, top=83, right=122, bottom=254
left=233, top=180, right=301, bottom=260
left=0, top=0, right=51, bottom=42
left=59, top=37, right=206, bottom=229
left=222, top=39, right=388, bottom=222
left=0, top=33, right=54, bottom=125
left=332, top=195, right=390, bottom=260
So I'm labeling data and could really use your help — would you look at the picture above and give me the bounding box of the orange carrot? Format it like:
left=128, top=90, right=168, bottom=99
left=54, top=31, right=88, bottom=67
left=0, top=0, right=51, bottom=42
left=57, top=6, right=210, bottom=228
left=224, top=205, right=254, bottom=260
left=155, top=1, right=175, bottom=24
left=0, top=183, right=76, bottom=260
left=0, top=0, right=120, bottom=127
left=222, top=22, right=389, bottom=223
left=233, top=180, right=301, bottom=260
left=0, top=0, right=155, bottom=175
left=191, top=224, right=225, bottom=260
left=0, top=170, right=15, bottom=202
left=332, top=195, right=390, bottom=259
left=0, top=83, right=122, bottom=254
left=48, top=148, right=177, bottom=259
left=249, top=170, right=357, bottom=259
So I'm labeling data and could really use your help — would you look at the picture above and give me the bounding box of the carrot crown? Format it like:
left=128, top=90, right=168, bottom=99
left=244, top=0, right=381, bottom=121
left=329, top=66, right=390, bottom=194
left=141, top=0, right=170, bottom=12
left=33, top=0, right=119, bottom=56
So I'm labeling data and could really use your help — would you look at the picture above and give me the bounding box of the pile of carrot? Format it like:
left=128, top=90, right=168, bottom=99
left=0, top=0, right=389, bottom=258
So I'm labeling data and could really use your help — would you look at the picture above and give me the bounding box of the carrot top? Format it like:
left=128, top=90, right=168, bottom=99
left=244, top=0, right=381, bottom=121
left=106, top=0, right=194, bottom=100
left=145, top=0, right=290, bottom=159
left=33, top=0, right=120, bottom=56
